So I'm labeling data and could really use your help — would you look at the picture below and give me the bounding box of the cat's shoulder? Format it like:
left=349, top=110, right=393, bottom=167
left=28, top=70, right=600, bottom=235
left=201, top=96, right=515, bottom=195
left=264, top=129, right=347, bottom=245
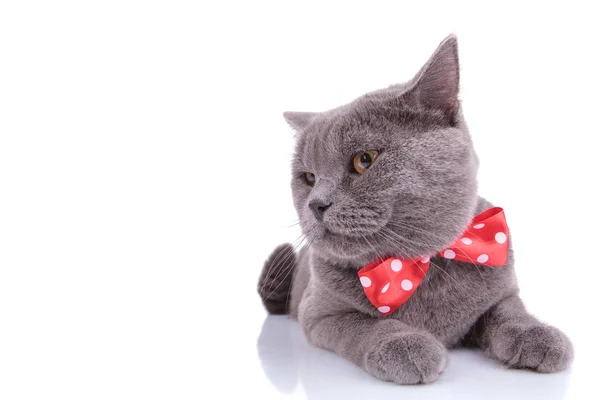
left=475, top=196, right=494, bottom=214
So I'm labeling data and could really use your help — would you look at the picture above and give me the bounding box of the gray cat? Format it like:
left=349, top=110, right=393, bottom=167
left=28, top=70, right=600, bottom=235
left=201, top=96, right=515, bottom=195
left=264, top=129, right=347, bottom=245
left=257, top=35, right=573, bottom=384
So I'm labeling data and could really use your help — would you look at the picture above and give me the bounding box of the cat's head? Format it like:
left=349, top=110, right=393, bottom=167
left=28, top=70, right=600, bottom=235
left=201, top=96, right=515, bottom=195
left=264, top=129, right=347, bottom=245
left=286, top=35, right=479, bottom=266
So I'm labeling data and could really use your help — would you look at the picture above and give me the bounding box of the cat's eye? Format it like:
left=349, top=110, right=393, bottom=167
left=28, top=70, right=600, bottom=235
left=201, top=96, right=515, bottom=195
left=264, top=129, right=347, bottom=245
left=352, top=150, right=379, bottom=174
left=303, top=172, right=316, bottom=186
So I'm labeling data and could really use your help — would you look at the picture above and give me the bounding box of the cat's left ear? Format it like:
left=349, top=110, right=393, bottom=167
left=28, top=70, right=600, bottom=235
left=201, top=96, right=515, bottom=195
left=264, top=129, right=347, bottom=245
left=404, top=34, right=460, bottom=121
left=283, top=111, right=319, bottom=131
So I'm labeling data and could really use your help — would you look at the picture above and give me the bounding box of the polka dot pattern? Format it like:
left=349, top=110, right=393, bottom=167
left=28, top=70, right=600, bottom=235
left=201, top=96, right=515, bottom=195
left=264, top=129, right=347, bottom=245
left=357, top=207, right=509, bottom=316
left=443, top=207, right=509, bottom=267
left=495, top=232, right=507, bottom=244
left=443, top=249, right=456, bottom=259
left=381, top=283, right=390, bottom=293
left=391, top=259, right=403, bottom=272
left=357, top=255, right=429, bottom=315
left=359, top=276, right=371, bottom=288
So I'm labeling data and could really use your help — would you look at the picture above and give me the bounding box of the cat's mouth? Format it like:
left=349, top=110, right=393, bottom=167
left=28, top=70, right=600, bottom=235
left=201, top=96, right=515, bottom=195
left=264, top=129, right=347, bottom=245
left=318, top=205, right=392, bottom=239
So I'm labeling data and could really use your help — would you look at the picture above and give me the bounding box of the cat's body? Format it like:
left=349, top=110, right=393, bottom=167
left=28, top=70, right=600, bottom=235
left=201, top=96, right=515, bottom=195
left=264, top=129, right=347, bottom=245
left=258, top=35, right=573, bottom=384
left=291, top=196, right=515, bottom=345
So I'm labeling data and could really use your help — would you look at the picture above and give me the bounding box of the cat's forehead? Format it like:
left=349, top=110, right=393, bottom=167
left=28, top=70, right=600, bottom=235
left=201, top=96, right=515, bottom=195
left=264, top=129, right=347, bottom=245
left=297, top=102, right=443, bottom=154
left=292, top=90, right=453, bottom=176
left=296, top=110, right=366, bottom=164
left=302, top=101, right=384, bottom=145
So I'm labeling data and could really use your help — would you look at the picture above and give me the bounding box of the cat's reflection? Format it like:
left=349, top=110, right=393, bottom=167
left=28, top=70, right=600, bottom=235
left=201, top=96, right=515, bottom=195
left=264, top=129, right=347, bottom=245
left=257, top=315, right=571, bottom=400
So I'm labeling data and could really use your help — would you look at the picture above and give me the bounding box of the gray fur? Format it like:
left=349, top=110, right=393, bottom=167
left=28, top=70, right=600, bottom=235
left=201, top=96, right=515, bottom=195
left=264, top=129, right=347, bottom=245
left=258, top=243, right=297, bottom=314
left=258, top=35, right=573, bottom=384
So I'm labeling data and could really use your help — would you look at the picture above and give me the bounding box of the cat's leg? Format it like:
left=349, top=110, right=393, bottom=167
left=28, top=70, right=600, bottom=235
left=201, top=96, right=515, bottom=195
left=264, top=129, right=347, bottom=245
left=300, top=310, right=447, bottom=384
left=472, top=295, right=573, bottom=372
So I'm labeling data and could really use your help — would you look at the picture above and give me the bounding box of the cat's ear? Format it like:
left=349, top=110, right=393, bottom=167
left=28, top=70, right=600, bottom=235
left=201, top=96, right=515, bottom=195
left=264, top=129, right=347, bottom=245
left=283, top=111, right=318, bottom=131
left=404, top=35, right=460, bottom=120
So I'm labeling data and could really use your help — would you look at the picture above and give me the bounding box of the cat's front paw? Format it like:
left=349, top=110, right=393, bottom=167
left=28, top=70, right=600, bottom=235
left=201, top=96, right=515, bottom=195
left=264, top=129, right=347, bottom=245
left=364, top=331, right=447, bottom=384
left=488, top=323, right=573, bottom=372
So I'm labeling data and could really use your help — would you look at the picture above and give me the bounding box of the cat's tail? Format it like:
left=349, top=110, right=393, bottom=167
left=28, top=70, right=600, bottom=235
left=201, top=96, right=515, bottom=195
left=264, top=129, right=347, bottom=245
left=257, top=243, right=297, bottom=314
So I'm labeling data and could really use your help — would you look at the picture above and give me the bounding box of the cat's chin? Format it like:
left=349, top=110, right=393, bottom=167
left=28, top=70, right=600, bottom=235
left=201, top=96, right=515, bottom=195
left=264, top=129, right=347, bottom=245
left=310, top=229, right=384, bottom=265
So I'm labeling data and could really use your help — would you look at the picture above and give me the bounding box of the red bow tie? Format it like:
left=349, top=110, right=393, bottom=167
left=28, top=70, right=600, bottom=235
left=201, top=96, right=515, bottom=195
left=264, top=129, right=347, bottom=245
left=357, top=207, right=509, bottom=316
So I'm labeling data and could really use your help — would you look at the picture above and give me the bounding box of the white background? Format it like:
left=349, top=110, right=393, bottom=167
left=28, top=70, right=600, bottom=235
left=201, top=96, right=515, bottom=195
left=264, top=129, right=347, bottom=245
left=1, top=1, right=599, bottom=399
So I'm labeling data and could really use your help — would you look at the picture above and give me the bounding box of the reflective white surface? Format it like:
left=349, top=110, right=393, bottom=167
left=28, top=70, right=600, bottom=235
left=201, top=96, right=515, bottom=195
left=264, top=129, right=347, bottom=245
left=255, top=315, right=590, bottom=400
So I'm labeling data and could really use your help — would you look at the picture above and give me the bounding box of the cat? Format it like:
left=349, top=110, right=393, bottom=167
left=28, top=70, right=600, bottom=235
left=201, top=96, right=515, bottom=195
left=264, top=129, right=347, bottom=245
left=257, top=35, right=573, bottom=384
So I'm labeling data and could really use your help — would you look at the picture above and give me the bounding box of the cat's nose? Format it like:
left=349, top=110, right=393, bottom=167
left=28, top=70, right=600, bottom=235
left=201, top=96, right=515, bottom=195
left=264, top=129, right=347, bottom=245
left=309, top=200, right=332, bottom=221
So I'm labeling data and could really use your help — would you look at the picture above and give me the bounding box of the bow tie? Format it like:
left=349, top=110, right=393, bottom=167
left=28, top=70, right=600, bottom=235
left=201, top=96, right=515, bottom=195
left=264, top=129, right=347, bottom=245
left=357, top=207, right=509, bottom=316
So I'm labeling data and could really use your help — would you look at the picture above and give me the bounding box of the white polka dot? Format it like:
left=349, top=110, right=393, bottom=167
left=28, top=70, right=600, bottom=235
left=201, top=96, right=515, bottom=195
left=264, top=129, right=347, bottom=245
left=381, top=282, right=390, bottom=293
left=359, top=276, right=372, bottom=287
left=443, top=249, right=456, bottom=259
left=420, top=256, right=430, bottom=263
left=378, top=306, right=391, bottom=313
left=401, top=279, right=413, bottom=291
left=477, top=254, right=489, bottom=263
left=495, top=232, right=507, bottom=244
left=460, top=237, right=472, bottom=245
left=391, top=259, right=403, bottom=272
left=473, top=223, right=485, bottom=229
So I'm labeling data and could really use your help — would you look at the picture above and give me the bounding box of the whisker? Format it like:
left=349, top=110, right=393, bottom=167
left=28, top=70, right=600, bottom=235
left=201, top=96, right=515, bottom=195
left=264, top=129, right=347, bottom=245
left=385, top=220, right=455, bottom=243
left=267, top=236, right=306, bottom=288
left=265, top=237, right=314, bottom=302
left=361, top=233, right=385, bottom=263
left=261, top=235, right=306, bottom=290
left=284, top=237, right=313, bottom=311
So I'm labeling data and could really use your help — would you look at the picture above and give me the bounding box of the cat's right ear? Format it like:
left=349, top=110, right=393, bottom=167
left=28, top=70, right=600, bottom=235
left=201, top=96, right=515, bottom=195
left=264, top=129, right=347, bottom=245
left=283, top=111, right=318, bottom=131
left=403, top=35, right=460, bottom=122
